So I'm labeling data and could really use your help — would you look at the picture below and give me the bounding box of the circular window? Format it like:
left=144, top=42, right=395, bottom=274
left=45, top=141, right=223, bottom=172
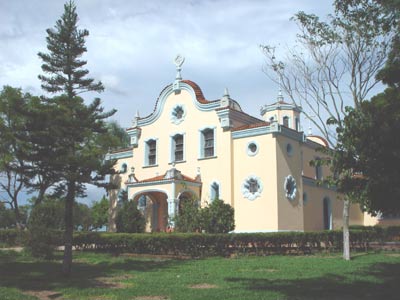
left=284, top=175, right=297, bottom=201
left=286, top=143, right=293, bottom=156
left=247, top=141, right=259, bottom=156
left=170, top=104, right=186, bottom=124
left=241, top=175, right=263, bottom=200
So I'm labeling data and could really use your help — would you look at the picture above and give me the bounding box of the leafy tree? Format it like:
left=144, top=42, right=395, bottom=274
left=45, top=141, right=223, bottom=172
left=0, top=204, right=15, bottom=229
left=174, top=198, right=202, bottom=233
left=115, top=200, right=145, bottom=233
left=0, top=203, right=29, bottom=229
left=202, top=199, right=235, bottom=234
left=261, top=0, right=396, bottom=260
left=0, top=86, right=31, bottom=229
left=91, top=195, right=109, bottom=231
left=174, top=198, right=235, bottom=233
left=333, top=91, right=400, bottom=215
left=37, top=0, right=116, bottom=275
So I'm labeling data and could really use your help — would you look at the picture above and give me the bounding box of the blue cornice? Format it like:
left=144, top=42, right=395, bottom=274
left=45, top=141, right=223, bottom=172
left=106, top=149, right=133, bottom=160
left=232, top=123, right=304, bottom=142
left=260, top=102, right=302, bottom=116
left=126, top=179, right=202, bottom=188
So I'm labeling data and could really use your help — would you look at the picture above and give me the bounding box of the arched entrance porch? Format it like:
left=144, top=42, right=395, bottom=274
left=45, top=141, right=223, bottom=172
left=133, top=191, right=168, bottom=232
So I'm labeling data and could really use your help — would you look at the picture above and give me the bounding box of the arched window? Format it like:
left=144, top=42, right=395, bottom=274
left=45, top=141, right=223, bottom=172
left=173, top=134, right=184, bottom=162
left=200, top=128, right=215, bottom=158
left=120, top=163, right=127, bottom=173
left=283, top=116, right=289, bottom=127
left=146, top=139, right=157, bottom=166
left=323, top=197, right=332, bottom=230
left=210, top=182, right=220, bottom=201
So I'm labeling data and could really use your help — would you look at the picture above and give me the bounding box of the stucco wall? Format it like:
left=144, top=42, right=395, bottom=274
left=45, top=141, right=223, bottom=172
left=233, top=134, right=279, bottom=232
left=275, top=135, right=304, bottom=231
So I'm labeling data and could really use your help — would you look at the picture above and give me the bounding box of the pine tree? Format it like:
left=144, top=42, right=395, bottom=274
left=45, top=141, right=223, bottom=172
left=37, top=1, right=115, bottom=276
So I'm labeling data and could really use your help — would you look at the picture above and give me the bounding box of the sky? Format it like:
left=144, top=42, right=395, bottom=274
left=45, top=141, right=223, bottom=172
left=0, top=0, right=334, bottom=205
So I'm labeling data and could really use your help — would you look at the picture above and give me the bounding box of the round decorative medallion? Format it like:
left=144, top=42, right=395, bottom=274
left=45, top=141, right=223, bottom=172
left=170, top=104, right=186, bottom=124
left=241, top=175, right=263, bottom=201
left=247, top=141, right=259, bottom=156
left=284, top=175, right=297, bottom=201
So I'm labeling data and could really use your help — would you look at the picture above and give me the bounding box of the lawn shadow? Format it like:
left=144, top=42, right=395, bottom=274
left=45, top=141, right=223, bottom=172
left=225, top=261, right=400, bottom=300
left=0, top=250, right=184, bottom=293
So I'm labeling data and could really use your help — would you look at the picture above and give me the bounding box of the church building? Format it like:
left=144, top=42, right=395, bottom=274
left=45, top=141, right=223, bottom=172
left=107, top=56, right=386, bottom=233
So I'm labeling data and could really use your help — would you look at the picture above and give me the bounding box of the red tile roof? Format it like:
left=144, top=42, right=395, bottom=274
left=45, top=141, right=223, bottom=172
left=181, top=80, right=221, bottom=104
left=231, top=121, right=270, bottom=132
left=128, top=172, right=199, bottom=185
left=109, top=147, right=133, bottom=154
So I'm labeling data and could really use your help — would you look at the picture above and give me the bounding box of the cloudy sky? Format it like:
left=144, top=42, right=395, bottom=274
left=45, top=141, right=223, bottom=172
left=1, top=0, right=333, bottom=204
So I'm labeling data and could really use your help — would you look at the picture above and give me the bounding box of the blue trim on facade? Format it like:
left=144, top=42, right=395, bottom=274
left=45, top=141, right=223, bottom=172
left=106, top=150, right=133, bottom=160
left=126, top=179, right=202, bottom=188
left=137, top=82, right=220, bottom=127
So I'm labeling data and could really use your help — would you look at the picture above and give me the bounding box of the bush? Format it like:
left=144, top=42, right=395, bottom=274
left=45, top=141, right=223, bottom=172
left=70, top=226, right=400, bottom=257
left=174, top=198, right=235, bottom=233
left=202, top=199, right=235, bottom=233
left=116, top=200, right=145, bottom=233
left=174, top=198, right=202, bottom=232
left=0, top=229, right=27, bottom=247
left=26, top=200, right=65, bottom=258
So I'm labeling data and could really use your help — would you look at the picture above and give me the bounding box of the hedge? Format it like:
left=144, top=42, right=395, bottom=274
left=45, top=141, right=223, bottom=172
left=1, top=226, right=399, bottom=256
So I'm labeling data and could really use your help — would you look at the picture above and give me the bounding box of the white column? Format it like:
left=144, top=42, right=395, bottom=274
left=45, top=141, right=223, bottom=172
left=168, top=181, right=177, bottom=227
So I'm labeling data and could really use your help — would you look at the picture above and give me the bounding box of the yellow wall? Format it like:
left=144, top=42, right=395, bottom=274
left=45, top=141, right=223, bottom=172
left=275, top=135, right=304, bottom=230
left=233, top=134, right=279, bottom=232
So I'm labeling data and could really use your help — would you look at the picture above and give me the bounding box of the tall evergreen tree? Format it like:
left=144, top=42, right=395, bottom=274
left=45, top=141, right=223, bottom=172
left=37, top=1, right=115, bottom=276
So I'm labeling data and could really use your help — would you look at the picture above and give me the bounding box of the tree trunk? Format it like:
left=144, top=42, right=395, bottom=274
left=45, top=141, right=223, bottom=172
left=12, top=198, right=22, bottom=230
left=62, top=180, right=75, bottom=276
left=36, top=188, right=46, bottom=205
left=343, top=199, right=351, bottom=261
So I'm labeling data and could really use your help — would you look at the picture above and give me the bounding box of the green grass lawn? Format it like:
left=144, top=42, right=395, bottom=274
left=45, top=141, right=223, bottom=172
left=1, top=250, right=399, bottom=300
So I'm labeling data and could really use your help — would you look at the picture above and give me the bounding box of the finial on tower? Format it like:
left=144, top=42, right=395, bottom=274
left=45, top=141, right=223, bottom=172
left=132, top=110, right=140, bottom=127
left=220, top=87, right=231, bottom=108
left=173, top=54, right=185, bottom=92
left=174, top=54, right=185, bottom=80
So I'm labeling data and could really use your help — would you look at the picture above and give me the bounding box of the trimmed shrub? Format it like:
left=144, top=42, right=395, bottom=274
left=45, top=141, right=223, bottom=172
left=174, top=198, right=202, bottom=233
left=202, top=199, right=235, bottom=233
left=70, top=226, right=400, bottom=257
left=116, top=201, right=145, bottom=233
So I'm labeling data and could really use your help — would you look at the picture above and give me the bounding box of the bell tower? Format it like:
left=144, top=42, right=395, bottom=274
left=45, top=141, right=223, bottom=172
left=260, top=89, right=302, bottom=131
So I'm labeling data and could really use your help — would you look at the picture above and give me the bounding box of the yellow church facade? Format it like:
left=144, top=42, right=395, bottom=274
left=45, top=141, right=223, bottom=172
left=107, top=59, right=385, bottom=233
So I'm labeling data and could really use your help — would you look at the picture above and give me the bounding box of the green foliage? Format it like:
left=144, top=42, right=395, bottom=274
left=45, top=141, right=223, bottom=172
left=174, top=198, right=235, bottom=233
left=0, top=229, right=28, bottom=247
left=90, top=196, right=109, bottom=231
left=334, top=87, right=400, bottom=214
left=174, top=198, right=202, bottom=233
left=0, top=204, right=29, bottom=229
left=38, top=1, right=104, bottom=96
left=115, top=201, right=145, bottom=233
left=175, top=199, right=235, bottom=233
left=68, top=226, right=400, bottom=257
left=0, top=86, right=32, bottom=228
left=202, top=199, right=235, bottom=233
left=28, top=200, right=65, bottom=230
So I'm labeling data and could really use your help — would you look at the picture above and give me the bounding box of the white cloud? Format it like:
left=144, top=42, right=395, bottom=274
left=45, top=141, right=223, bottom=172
left=0, top=0, right=334, bottom=203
